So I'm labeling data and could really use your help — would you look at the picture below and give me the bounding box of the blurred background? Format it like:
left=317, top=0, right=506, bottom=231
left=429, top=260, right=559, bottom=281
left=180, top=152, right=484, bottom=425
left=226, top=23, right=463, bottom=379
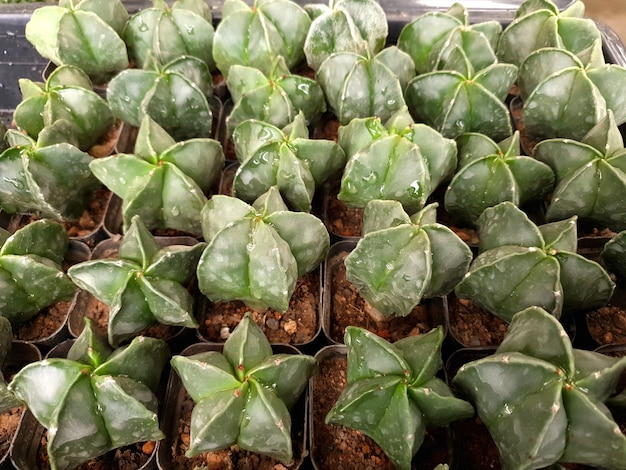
left=585, top=0, right=625, bottom=43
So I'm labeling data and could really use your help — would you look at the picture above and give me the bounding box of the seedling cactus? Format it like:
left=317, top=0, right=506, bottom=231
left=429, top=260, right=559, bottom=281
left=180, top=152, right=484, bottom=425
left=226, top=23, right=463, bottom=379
left=326, top=326, right=474, bottom=470
left=170, top=313, right=316, bottom=462
left=197, top=187, right=329, bottom=312
left=8, top=318, right=170, bottom=470
left=345, top=200, right=472, bottom=317
left=454, top=306, right=626, bottom=469
left=68, top=215, right=205, bottom=347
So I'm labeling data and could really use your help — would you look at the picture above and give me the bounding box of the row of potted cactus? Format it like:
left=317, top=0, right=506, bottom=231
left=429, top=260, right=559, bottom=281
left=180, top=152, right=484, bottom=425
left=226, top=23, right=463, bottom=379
left=1, top=0, right=626, bottom=468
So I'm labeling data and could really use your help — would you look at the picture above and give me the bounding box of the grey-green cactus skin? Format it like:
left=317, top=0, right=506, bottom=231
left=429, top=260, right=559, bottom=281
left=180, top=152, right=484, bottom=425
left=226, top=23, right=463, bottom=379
left=124, top=0, right=215, bottom=71
left=13, top=65, right=114, bottom=151
left=455, top=202, right=615, bottom=322
left=197, top=187, right=329, bottom=312
left=106, top=55, right=213, bottom=141
left=519, top=48, right=626, bottom=141
left=326, top=326, right=474, bottom=470
left=24, top=0, right=129, bottom=84
left=212, top=0, right=311, bottom=77
left=345, top=200, right=472, bottom=317
left=601, top=230, right=626, bottom=280
left=497, top=0, right=603, bottom=68
left=444, top=131, right=555, bottom=225
left=454, top=306, right=626, bottom=470
left=8, top=318, right=169, bottom=470
left=225, top=57, right=327, bottom=135
left=0, top=220, right=75, bottom=327
left=68, top=215, right=205, bottom=347
left=232, top=113, right=345, bottom=212
left=337, top=107, right=457, bottom=213
left=303, top=0, right=388, bottom=72
left=170, top=313, right=316, bottom=462
left=533, top=111, right=626, bottom=231
left=89, top=116, right=224, bottom=235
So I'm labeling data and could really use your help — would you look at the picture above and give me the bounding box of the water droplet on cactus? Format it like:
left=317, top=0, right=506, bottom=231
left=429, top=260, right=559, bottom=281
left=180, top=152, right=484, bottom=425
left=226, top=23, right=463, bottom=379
left=246, top=243, right=255, bottom=251
left=186, top=26, right=195, bottom=35
left=257, top=128, right=274, bottom=142
left=361, top=171, right=377, bottom=183
left=138, top=22, right=149, bottom=32
left=171, top=206, right=180, bottom=216
left=296, top=83, right=310, bottom=95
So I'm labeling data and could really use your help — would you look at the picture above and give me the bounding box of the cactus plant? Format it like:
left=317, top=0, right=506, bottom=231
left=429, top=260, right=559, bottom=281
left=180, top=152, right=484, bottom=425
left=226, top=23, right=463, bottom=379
left=344, top=200, right=472, bottom=318
left=601, top=230, right=626, bottom=280
left=170, top=312, right=316, bottom=462
left=231, top=112, right=345, bottom=212
left=212, top=0, right=311, bottom=77
left=68, top=215, right=205, bottom=347
left=89, top=115, right=224, bottom=235
left=0, top=220, right=75, bottom=327
left=337, top=107, right=457, bottom=213
left=197, top=187, right=329, bottom=312
left=533, top=110, right=626, bottom=231
left=0, top=127, right=101, bottom=221
left=497, top=0, right=603, bottom=67
left=326, top=326, right=474, bottom=470
left=444, top=131, right=555, bottom=225
left=13, top=65, right=114, bottom=151
left=0, top=317, right=21, bottom=413
left=519, top=47, right=626, bottom=141
left=455, top=201, right=615, bottom=322
left=124, top=0, right=215, bottom=70
left=303, top=0, right=387, bottom=72
left=8, top=318, right=169, bottom=470
left=225, top=56, right=327, bottom=135
left=454, top=306, right=626, bottom=470
left=106, top=55, right=214, bottom=141
left=24, top=0, right=129, bottom=84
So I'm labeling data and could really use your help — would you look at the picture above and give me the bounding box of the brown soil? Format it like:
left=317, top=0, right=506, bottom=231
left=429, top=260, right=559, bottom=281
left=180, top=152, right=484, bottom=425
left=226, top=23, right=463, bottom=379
left=62, top=187, right=110, bottom=242
left=586, top=305, right=626, bottom=345
left=328, top=251, right=443, bottom=343
left=16, top=299, right=71, bottom=342
left=311, top=354, right=450, bottom=470
left=0, top=405, right=23, bottom=463
left=324, top=188, right=364, bottom=238
left=198, top=271, right=319, bottom=345
left=89, top=118, right=124, bottom=158
left=447, top=295, right=508, bottom=348
left=509, top=96, right=538, bottom=156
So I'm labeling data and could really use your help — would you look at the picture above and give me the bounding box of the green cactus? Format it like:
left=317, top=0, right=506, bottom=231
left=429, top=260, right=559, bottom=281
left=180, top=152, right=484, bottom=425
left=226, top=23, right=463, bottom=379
left=0, top=220, right=76, bottom=327
left=303, top=0, right=388, bottom=72
left=337, top=107, right=457, bottom=213
left=326, top=326, right=474, bottom=470
left=519, top=47, right=626, bottom=141
left=68, top=215, right=205, bottom=347
left=89, top=116, right=224, bottom=235
left=444, top=131, right=555, bottom=225
left=0, top=127, right=101, bottom=221
left=231, top=112, right=345, bottom=212
left=397, top=2, right=502, bottom=75
left=13, top=65, right=114, bottom=151
left=106, top=55, right=214, bottom=141
left=454, top=306, right=626, bottom=470
left=601, top=230, right=626, bottom=280
left=8, top=318, right=169, bottom=470
left=497, top=0, right=603, bottom=68
left=344, top=200, right=472, bottom=317
left=170, top=313, right=316, bottom=462
left=124, top=0, right=215, bottom=70
left=533, top=110, right=626, bottom=231
left=225, top=56, right=327, bottom=135
left=197, top=187, right=329, bottom=312
left=317, top=47, right=414, bottom=125
left=212, top=0, right=311, bottom=77
left=24, top=0, right=129, bottom=84
left=455, top=201, right=615, bottom=322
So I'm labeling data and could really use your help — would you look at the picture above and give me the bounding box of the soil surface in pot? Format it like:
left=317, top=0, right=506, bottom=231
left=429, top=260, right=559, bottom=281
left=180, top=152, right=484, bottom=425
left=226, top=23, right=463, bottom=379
left=167, top=390, right=304, bottom=470
left=0, top=405, right=22, bottom=462
left=586, top=285, right=626, bottom=345
left=324, top=185, right=363, bottom=239
left=198, top=271, right=319, bottom=345
left=311, top=354, right=450, bottom=470
left=15, top=299, right=71, bottom=342
left=329, top=251, right=441, bottom=343
left=447, top=295, right=508, bottom=348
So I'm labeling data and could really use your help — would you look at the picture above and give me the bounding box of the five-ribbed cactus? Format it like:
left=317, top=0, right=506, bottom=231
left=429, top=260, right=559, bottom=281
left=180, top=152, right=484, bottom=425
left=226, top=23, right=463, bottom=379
left=0, top=220, right=76, bottom=327
left=337, top=107, right=457, bottom=213
left=24, top=0, right=129, bottom=84
left=68, top=215, right=205, bottom=346
left=89, top=116, right=224, bottom=235
left=345, top=200, right=472, bottom=317
left=170, top=313, right=316, bottom=462
left=454, top=306, right=626, bottom=469
left=197, top=187, right=329, bottom=312
left=8, top=318, right=169, bottom=470
left=455, top=202, right=615, bottom=322
left=326, top=326, right=474, bottom=470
